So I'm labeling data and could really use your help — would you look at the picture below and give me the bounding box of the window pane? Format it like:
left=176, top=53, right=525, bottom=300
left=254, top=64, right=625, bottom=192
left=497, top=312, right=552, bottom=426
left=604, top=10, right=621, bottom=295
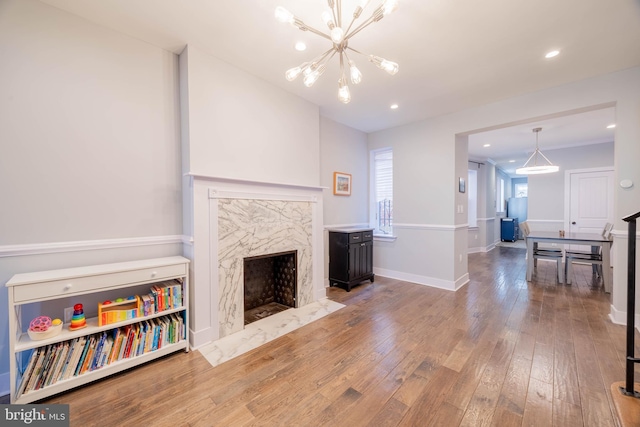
left=373, top=149, right=393, bottom=234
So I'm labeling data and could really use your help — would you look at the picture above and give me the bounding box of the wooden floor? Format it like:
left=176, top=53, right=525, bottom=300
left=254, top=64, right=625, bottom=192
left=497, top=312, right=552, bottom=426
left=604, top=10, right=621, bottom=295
left=38, top=247, right=639, bottom=426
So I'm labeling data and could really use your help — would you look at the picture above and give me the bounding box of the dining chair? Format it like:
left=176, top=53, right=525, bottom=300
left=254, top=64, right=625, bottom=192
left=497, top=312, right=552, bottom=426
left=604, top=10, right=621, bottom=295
left=520, top=221, right=564, bottom=283
left=565, top=223, right=613, bottom=285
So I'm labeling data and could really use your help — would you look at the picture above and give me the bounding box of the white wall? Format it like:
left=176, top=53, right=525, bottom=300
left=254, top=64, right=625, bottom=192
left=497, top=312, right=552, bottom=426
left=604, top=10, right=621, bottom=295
left=367, top=67, right=640, bottom=303
left=0, top=0, right=184, bottom=394
left=528, top=142, right=614, bottom=222
left=320, top=116, right=369, bottom=227
left=182, top=45, right=320, bottom=187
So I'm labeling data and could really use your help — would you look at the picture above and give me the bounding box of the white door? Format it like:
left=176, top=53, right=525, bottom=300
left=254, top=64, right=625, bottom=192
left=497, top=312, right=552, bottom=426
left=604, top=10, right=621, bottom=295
left=567, top=169, right=614, bottom=248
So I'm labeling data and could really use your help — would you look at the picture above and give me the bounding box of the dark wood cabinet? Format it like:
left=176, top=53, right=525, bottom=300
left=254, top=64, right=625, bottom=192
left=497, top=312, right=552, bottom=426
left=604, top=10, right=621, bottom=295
left=328, top=228, right=374, bottom=291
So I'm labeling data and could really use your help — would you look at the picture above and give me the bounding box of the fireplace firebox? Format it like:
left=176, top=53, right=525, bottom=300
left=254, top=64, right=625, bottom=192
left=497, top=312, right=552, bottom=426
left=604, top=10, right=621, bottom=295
left=243, top=250, right=297, bottom=325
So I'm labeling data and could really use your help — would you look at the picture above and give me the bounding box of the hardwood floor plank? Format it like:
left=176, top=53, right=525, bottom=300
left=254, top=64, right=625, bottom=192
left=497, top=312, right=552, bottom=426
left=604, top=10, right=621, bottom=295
left=30, top=248, right=624, bottom=427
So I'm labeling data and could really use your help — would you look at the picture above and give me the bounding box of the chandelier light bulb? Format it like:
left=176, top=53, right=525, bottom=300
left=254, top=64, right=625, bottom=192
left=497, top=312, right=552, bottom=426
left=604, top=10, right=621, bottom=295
left=369, top=55, right=399, bottom=75
left=331, top=27, right=345, bottom=43
left=349, top=60, right=362, bottom=84
left=382, top=0, right=399, bottom=16
left=285, top=66, right=303, bottom=81
left=338, top=80, right=351, bottom=104
left=322, top=10, right=334, bottom=27
left=275, top=6, right=295, bottom=24
left=303, top=64, right=326, bottom=87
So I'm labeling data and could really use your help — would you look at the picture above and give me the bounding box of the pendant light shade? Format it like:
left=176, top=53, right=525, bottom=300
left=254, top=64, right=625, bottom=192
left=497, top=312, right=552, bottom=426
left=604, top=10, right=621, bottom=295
left=516, top=128, right=559, bottom=175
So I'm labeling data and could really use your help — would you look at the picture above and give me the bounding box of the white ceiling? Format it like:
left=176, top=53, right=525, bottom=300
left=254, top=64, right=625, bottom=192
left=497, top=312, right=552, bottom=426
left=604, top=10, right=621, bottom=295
left=37, top=0, right=640, bottom=169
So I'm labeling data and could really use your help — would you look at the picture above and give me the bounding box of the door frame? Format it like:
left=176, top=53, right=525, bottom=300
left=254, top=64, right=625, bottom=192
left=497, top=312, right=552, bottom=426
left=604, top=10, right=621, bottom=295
left=563, top=166, right=615, bottom=234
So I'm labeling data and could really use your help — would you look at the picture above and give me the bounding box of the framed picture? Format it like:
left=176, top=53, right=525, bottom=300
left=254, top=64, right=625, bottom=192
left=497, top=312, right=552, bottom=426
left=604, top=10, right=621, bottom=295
left=333, top=172, right=352, bottom=196
left=459, top=177, right=466, bottom=193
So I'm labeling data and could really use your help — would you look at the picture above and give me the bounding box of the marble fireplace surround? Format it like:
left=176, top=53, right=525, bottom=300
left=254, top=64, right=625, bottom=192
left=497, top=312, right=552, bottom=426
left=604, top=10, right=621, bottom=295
left=217, top=197, right=313, bottom=337
left=187, top=174, right=326, bottom=348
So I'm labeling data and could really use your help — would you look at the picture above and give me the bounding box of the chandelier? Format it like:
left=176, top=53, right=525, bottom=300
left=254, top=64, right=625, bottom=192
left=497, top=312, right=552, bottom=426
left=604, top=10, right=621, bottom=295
left=516, top=128, right=560, bottom=175
left=275, top=0, right=400, bottom=104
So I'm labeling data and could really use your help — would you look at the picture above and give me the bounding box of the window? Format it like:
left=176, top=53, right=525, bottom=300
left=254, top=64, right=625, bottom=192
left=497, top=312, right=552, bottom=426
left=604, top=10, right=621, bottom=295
left=468, top=169, right=477, bottom=228
left=371, top=148, right=393, bottom=235
left=515, top=183, right=528, bottom=198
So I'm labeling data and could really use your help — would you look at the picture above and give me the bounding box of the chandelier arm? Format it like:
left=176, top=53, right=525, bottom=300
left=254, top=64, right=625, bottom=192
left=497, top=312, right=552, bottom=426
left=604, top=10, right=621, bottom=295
left=345, top=15, right=377, bottom=40
left=295, top=20, right=333, bottom=41
left=345, top=46, right=368, bottom=57
left=337, top=0, right=342, bottom=27
left=317, top=48, right=339, bottom=68
left=306, top=47, right=337, bottom=68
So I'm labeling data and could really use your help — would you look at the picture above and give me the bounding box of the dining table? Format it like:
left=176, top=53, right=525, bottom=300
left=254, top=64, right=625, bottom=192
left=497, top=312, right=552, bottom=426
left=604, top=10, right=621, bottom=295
left=525, top=231, right=612, bottom=293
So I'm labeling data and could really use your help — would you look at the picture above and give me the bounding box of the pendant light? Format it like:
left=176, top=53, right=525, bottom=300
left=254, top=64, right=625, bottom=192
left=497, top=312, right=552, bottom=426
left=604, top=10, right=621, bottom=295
left=516, top=127, right=559, bottom=175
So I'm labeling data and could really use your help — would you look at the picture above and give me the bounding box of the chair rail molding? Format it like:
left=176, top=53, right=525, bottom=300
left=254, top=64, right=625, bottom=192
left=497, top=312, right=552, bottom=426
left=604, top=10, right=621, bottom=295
left=0, top=235, right=186, bottom=258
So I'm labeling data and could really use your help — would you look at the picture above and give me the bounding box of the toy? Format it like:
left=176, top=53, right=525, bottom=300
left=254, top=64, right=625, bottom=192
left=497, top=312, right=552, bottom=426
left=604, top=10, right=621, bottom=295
left=28, top=316, right=63, bottom=340
left=69, top=303, right=87, bottom=330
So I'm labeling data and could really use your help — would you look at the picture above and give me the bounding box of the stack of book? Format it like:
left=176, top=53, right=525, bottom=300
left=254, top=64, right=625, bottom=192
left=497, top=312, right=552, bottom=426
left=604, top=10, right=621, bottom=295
left=141, top=279, right=183, bottom=316
left=17, top=313, right=185, bottom=397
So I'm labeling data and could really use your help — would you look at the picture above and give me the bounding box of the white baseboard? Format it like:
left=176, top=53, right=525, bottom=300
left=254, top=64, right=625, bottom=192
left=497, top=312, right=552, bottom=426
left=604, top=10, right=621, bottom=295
left=609, top=305, right=640, bottom=332
left=189, top=326, right=213, bottom=350
left=373, top=267, right=459, bottom=291
left=455, top=273, right=470, bottom=290
left=468, top=243, right=495, bottom=254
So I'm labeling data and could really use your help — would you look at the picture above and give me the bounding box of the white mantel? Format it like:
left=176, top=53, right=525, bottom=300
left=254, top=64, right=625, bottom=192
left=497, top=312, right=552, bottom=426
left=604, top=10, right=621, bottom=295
left=184, top=174, right=326, bottom=348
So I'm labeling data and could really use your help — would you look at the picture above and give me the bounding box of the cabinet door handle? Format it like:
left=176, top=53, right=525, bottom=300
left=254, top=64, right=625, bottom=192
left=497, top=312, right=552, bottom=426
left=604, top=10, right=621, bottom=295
left=361, top=243, right=365, bottom=247
left=63, top=284, right=73, bottom=291
left=352, top=236, right=359, bottom=240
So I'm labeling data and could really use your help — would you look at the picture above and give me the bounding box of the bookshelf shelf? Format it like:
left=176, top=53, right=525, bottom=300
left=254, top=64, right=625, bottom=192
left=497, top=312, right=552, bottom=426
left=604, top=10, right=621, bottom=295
left=6, top=256, right=190, bottom=404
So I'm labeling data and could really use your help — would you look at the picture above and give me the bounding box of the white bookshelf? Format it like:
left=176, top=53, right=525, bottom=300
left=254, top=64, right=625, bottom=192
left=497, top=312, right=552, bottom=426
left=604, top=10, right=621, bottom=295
left=6, top=256, right=190, bottom=404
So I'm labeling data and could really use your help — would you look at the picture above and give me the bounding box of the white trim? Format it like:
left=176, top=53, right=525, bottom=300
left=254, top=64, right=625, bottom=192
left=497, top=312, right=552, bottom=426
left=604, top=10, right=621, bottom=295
left=187, top=172, right=327, bottom=192
left=324, top=223, right=369, bottom=229
left=373, top=267, right=464, bottom=291
left=477, top=217, right=495, bottom=222
left=0, top=235, right=185, bottom=258
left=468, top=243, right=496, bottom=254
left=189, top=326, right=213, bottom=350
left=611, top=229, right=640, bottom=238
left=393, top=223, right=468, bottom=231
left=208, top=188, right=317, bottom=203
left=182, top=235, right=194, bottom=246
left=609, top=304, right=640, bottom=332
left=526, top=219, right=564, bottom=223
left=373, top=235, right=397, bottom=242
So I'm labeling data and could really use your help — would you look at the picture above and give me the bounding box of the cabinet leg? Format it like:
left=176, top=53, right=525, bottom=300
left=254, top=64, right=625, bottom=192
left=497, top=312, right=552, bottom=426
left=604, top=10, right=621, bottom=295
left=370, top=275, right=375, bottom=283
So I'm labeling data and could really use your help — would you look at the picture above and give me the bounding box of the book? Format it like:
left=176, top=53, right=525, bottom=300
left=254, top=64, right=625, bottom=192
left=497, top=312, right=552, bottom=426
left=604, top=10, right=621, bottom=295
left=57, top=338, right=78, bottom=381
left=17, top=348, right=41, bottom=396
left=24, top=347, right=47, bottom=394
left=90, top=332, right=106, bottom=371
left=34, top=344, right=57, bottom=390
left=99, top=335, right=114, bottom=368
left=73, top=337, right=92, bottom=377
left=47, top=342, right=69, bottom=387
left=108, top=329, right=121, bottom=365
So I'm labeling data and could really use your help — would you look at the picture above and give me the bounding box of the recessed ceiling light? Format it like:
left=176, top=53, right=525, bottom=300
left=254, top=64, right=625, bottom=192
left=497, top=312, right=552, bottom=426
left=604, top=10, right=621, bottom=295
left=509, top=160, right=515, bottom=163
left=607, top=124, right=616, bottom=129
left=390, top=104, right=399, bottom=110
left=483, top=144, right=491, bottom=148
left=295, top=42, right=306, bottom=51
left=545, top=50, right=560, bottom=59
